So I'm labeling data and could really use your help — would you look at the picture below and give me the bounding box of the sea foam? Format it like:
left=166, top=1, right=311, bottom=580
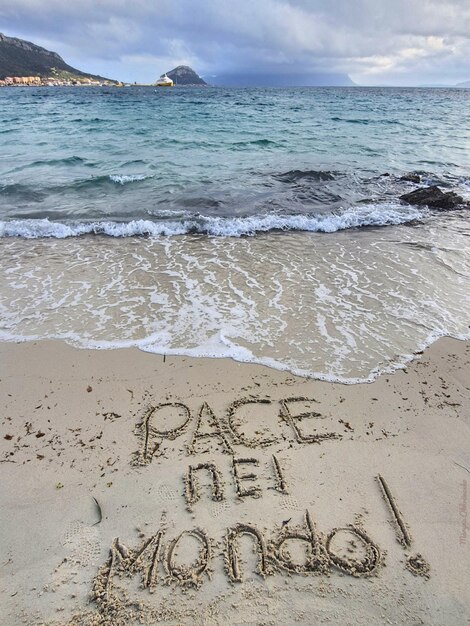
left=109, top=174, right=153, bottom=184
left=0, top=203, right=427, bottom=239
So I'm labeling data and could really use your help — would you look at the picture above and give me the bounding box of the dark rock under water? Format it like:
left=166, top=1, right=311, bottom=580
left=400, top=173, right=422, bottom=184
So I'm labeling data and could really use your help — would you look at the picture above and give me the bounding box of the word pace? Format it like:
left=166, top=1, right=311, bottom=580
left=134, top=396, right=341, bottom=463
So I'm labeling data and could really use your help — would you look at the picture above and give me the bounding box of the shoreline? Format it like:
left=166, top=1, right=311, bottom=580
left=3, top=216, right=470, bottom=389
left=2, top=327, right=470, bottom=386
left=1, top=337, right=469, bottom=625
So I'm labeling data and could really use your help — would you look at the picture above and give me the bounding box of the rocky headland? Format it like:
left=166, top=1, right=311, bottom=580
left=0, top=32, right=116, bottom=86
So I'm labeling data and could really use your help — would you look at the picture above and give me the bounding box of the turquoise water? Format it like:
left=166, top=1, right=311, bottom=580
left=1, top=86, right=469, bottom=234
left=0, top=86, right=469, bottom=380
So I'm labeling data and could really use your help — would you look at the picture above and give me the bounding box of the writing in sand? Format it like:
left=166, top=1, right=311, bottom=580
left=86, top=394, right=431, bottom=622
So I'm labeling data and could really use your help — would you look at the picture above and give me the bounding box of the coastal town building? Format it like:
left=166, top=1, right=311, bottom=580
left=0, top=75, right=106, bottom=87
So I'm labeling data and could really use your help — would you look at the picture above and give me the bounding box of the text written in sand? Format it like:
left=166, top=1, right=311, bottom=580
left=133, top=396, right=341, bottom=464
left=77, top=395, right=432, bottom=624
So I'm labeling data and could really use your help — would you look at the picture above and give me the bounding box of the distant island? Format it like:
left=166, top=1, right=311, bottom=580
left=0, top=32, right=116, bottom=86
left=164, top=65, right=207, bottom=86
left=418, top=80, right=470, bottom=88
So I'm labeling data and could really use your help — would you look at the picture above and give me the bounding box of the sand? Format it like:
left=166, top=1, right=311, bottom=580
left=1, top=337, right=469, bottom=625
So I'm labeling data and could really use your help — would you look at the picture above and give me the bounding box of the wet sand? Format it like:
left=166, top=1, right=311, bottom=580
left=1, top=337, right=469, bottom=625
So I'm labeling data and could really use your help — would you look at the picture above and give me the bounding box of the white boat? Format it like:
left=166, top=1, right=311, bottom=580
left=155, top=74, right=174, bottom=87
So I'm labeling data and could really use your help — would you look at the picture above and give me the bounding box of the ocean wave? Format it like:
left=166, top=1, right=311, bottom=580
left=0, top=182, right=47, bottom=201
left=231, top=138, right=280, bottom=148
left=274, top=169, right=337, bottom=183
left=331, top=117, right=369, bottom=124
left=458, top=178, right=470, bottom=200
left=109, top=173, right=153, bottom=184
left=0, top=203, right=428, bottom=239
left=30, top=156, right=86, bottom=167
left=0, top=173, right=154, bottom=195
left=2, top=156, right=94, bottom=176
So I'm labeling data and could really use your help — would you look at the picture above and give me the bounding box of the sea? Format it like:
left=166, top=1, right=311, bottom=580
left=1, top=85, right=469, bottom=382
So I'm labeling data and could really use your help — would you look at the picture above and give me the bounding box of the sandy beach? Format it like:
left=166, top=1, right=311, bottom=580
left=1, top=337, right=469, bottom=625
left=2, top=8, right=470, bottom=626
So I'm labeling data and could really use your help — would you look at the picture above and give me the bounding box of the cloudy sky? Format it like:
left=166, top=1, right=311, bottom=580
left=1, top=0, right=470, bottom=85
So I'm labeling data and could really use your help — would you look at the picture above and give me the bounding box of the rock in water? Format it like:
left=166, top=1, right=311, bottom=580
left=400, top=173, right=421, bottom=183
left=400, top=185, right=464, bottom=210
left=165, top=66, right=207, bottom=86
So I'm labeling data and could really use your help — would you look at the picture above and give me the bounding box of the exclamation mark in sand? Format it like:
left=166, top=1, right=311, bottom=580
left=376, top=474, right=430, bottom=578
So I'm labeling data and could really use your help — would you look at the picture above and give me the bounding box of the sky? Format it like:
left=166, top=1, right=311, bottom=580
left=1, top=0, right=470, bottom=85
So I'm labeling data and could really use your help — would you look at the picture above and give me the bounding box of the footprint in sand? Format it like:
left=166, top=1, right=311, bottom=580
left=202, top=617, right=231, bottom=626
left=209, top=499, right=230, bottom=518
left=155, top=482, right=179, bottom=503
left=279, top=495, right=301, bottom=511
left=61, top=520, right=102, bottom=566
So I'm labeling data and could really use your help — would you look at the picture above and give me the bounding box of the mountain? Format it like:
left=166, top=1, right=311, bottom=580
left=0, top=32, right=114, bottom=82
left=165, top=65, right=207, bottom=86
left=418, top=81, right=470, bottom=88
left=210, top=72, right=356, bottom=87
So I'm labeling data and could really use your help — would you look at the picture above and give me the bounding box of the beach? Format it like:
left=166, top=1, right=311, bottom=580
left=1, top=85, right=470, bottom=625
left=1, top=336, right=469, bottom=625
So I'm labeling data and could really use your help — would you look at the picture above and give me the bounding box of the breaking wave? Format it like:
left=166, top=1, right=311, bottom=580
left=109, top=174, right=153, bottom=184
left=0, top=173, right=154, bottom=196
left=0, top=203, right=427, bottom=238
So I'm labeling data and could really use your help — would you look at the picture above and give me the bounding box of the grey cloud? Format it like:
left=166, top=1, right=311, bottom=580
left=1, top=0, right=469, bottom=84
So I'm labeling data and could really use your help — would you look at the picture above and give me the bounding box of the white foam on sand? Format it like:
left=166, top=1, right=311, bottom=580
left=1, top=210, right=469, bottom=384
left=1, top=325, right=469, bottom=385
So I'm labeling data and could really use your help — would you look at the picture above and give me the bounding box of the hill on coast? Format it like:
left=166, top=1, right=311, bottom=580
left=0, top=32, right=114, bottom=82
left=165, top=65, right=207, bottom=86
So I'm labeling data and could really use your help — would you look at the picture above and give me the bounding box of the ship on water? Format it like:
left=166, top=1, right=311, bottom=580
left=155, top=73, right=174, bottom=87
